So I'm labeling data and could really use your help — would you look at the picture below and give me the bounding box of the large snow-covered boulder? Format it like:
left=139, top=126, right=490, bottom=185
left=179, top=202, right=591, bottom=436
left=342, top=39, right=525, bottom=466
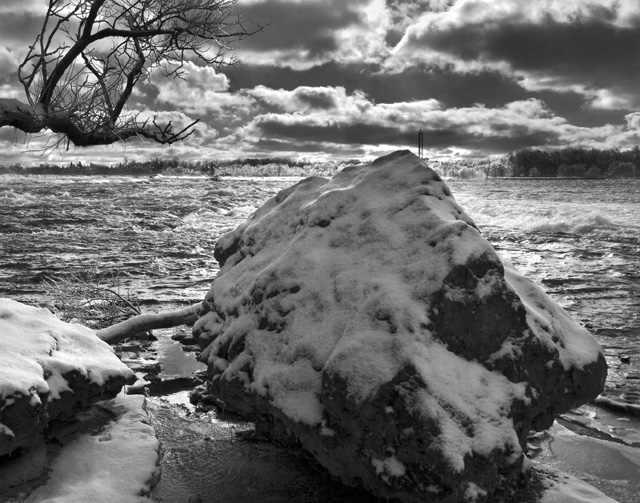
left=0, top=299, right=135, bottom=456
left=193, top=151, right=607, bottom=502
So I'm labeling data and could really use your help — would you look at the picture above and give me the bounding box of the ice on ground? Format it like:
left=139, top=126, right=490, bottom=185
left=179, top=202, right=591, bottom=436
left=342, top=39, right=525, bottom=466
left=536, top=465, right=620, bottom=503
left=23, top=395, right=159, bottom=503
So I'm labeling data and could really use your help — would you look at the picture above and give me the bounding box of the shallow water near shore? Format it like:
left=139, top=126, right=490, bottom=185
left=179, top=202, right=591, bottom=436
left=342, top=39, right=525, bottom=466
left=1, top=173, right=639, bottom=501
left=146, top=394, right=378, bottom=503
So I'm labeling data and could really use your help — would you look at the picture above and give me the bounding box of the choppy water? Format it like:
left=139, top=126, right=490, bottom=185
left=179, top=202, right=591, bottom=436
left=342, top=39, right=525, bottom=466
left=2, top=175, right=636, bottom=371
left=0, top=174, right=296, bottom=304
left=1, top=173, right=639, bottom=502
left=447, top=178, right=640, bottom=404
left=447, top=178, right=640, bottom=503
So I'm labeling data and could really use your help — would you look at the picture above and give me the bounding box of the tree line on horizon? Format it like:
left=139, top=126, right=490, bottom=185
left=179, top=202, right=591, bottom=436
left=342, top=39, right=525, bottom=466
left=434, top=146, right=639, bottom=179
left=1, top=147, right=639, bottom=179
left=0, top=156, right=357, bottom=178
left=504, top=146, right=639, bottom=178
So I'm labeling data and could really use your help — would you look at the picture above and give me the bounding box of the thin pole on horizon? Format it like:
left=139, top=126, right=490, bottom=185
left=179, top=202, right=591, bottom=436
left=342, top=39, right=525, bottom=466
left=418, top=130, right=424, bottom=159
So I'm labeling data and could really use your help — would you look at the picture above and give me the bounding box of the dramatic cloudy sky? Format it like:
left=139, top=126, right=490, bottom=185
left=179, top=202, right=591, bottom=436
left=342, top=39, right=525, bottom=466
left=2, top=0, right=640, bottom=164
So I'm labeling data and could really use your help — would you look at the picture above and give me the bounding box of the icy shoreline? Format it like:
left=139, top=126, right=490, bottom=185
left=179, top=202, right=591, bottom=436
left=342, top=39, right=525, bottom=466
left=2, top=159, right=633, bottom=501
left=0, top=305, right=631, bottom=503
left=18, top=395, right=159, bottom=503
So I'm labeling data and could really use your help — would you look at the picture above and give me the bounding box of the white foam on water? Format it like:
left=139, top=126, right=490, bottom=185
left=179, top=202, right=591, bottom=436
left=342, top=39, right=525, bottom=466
left=529, top=213, right=617, bottom=234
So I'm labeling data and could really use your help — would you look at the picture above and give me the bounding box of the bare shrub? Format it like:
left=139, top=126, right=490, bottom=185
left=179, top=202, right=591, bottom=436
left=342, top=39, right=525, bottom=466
left=43, top=269, right=141, bottom=329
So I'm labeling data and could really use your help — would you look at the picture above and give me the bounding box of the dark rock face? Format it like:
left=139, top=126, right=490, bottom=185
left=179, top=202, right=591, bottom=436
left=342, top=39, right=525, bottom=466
left=0, top=299, right=135, bottom=456
left=193, top=151, right=607, bottom=502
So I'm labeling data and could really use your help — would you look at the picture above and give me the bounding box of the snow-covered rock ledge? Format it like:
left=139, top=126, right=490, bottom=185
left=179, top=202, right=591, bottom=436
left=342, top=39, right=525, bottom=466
left=0, top=298, right=135, bottom=456
left=19, top=395, right=160, bottom=503
left=193, top=150, right=607, bottom=502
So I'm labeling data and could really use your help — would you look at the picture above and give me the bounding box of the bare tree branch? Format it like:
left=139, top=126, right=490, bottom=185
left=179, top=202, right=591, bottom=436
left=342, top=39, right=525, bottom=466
left=2, top=0, right=262, bottom=148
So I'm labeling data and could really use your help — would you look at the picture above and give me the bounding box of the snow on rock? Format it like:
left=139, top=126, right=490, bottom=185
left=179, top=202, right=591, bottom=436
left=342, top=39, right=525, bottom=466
left=23, top=395, right=159, bottom=503
left=536, top=465, right=620, bottom=503
left=192, top=150, right=607, bottom=502
left=0, top=298, right=135, bottom=456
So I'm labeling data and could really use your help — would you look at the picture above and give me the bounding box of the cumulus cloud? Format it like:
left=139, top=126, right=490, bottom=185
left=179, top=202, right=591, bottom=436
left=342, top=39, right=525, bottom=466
left=237, top=0, right=390, bottom=68
left=388, top=0, right=640, bottom=109
left=0, top=7, right=45, bottom=48
left=0, top=0, right=46, bottom=15
left=0, top=51, right=20, bottom=84
left=138, top=110, right=219, bottom=146
left=625, top=113, right=640, bottom=130
left=236, top=86, right=632, bottom=156
left=244, top=86, right=459, bottom=132
left=235, top=0, right=640, bottom=112
left=2, top=0, right=640, bottom=163
left=150, top=62, right=255, bottom=116
left=247, top=85, right=381, bottom=114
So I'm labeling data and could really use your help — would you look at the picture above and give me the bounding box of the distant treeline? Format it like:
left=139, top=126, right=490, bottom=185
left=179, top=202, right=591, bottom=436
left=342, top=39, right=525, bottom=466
left=505, top=146, right=640, bottom=178
left=2, top=148, right=638, bottom=179
left=0, top=156, right=360, bottom=177
left=432, top=146, right=639, bottom=179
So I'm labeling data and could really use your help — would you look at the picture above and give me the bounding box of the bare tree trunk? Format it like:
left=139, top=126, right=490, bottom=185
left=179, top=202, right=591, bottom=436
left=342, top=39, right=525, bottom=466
left=96, top=302, right=204, bottom=345
left=0, top=98, right=49, bottom=134
left=1, top=0, right=260, bottom=148
left=0, top=97, right=196, bottom=146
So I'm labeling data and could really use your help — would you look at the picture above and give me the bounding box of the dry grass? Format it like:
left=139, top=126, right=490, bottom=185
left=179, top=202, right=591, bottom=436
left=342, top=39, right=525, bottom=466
left=43, top=269, right=141, bottom=330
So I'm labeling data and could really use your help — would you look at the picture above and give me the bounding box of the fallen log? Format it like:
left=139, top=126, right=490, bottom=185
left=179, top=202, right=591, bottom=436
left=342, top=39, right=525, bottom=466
left=96, top=302, right=204, bottom=345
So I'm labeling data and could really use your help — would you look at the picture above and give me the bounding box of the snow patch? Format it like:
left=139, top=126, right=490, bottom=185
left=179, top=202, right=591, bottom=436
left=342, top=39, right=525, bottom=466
left=24, top=395, right=159, bottom=503
left=463, top=482, right=487, bottom=501
left=320, top=420, right=335, bottom=436
left=0, top=299, right=134, bottom=402
left=537, top=466, right=620, bottom=503
left=503, top=264, right=602, bottom=370
left=0, top=422, right=14, bottom=437
left=413, top=343, right=525, bottom=472
left=371, top=454, right=406, bottom=478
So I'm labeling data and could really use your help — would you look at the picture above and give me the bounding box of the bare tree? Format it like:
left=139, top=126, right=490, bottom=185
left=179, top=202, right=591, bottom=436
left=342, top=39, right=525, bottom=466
left=0, top=0, right=259, bottom=148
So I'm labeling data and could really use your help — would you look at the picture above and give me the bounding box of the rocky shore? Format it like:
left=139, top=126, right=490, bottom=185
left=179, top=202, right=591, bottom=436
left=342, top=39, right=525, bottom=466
left=0, top=300, right=159, bottom=502
left=2, top=151, right=636, bottom=503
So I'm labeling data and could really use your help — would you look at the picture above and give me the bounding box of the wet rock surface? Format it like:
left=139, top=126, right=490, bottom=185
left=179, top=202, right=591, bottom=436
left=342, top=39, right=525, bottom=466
left=114, top=327, right=206, bottom=397
left=192, top=151, right=608, bottom=502
left=0, top=299, right=135, bottom=457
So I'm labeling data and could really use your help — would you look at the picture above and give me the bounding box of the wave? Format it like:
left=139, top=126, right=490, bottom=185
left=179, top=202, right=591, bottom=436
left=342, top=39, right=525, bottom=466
left=0, top=188, right=38, bottom=205
left=468, top=206, right=623, bottom=236
left=178, top=204, right=260, bottom=230
left=530, top=214, right=617, bottom=234
left=180, top=210, right=222, bottom=230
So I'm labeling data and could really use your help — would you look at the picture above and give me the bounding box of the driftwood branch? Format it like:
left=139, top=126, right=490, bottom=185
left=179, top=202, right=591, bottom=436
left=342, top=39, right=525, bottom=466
left=96, top=301, right=204, bottom=344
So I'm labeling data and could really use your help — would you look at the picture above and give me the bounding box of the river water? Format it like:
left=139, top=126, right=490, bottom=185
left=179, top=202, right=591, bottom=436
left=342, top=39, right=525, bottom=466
left=1, top=173, right=639, bottom=502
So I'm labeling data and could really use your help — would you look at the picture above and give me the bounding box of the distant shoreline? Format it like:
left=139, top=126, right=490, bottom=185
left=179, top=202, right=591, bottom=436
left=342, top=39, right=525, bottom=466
left=1, top=172, right=636, bottom=181
left=1, top=169, right=637, bottom=181
left=491, top=176, right=605, bottom=180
